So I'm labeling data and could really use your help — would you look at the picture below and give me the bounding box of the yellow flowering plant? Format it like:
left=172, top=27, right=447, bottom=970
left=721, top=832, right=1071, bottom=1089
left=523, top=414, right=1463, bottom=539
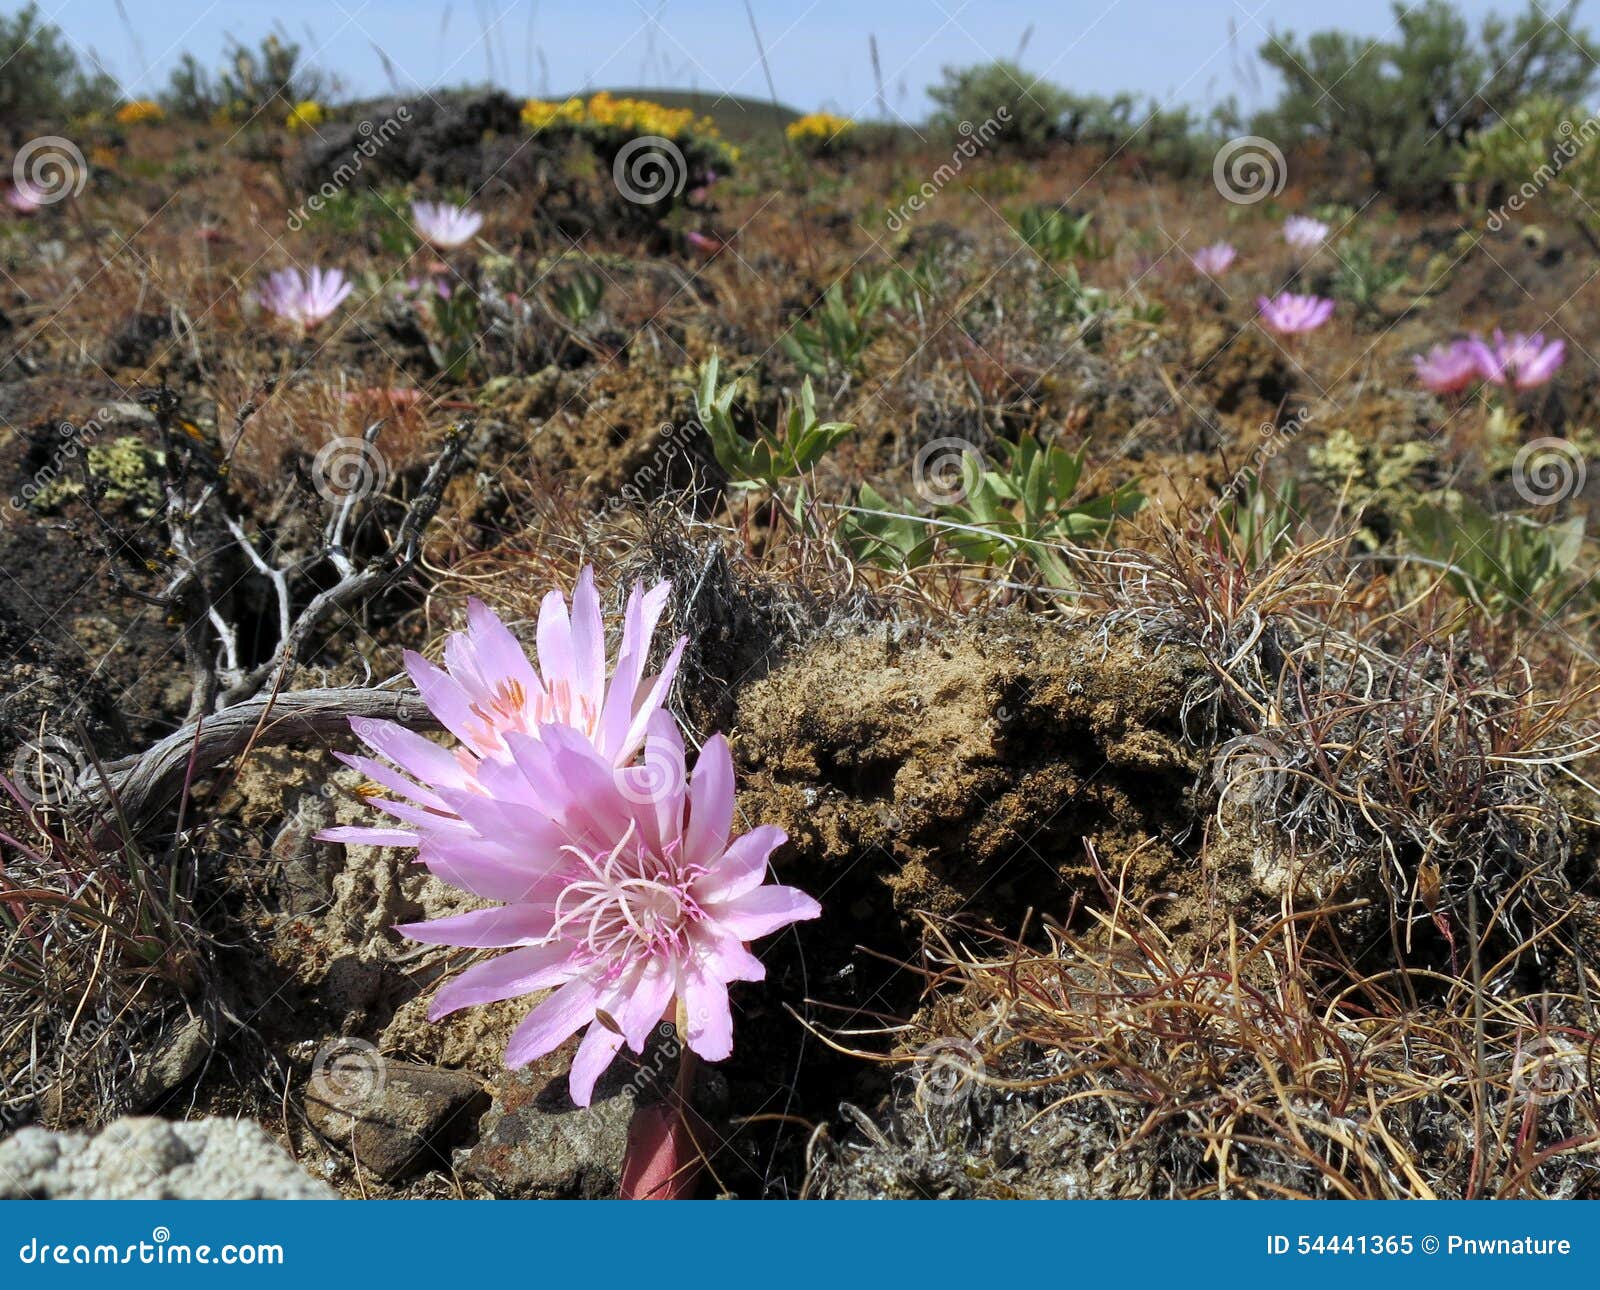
left=115, top=100, right=165, bottom=126
left=786, top=111, right=856, bottom=155
left=286, top=99, right=325, bottom=132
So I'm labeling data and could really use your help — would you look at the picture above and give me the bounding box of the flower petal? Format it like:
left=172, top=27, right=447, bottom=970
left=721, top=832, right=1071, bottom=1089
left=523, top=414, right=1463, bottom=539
left=398, top=903, right=555, bottom=947
left=705, top=884, right=822, bottom=941
left=693, top=824, right=785, bottom=903
left=428, top=943, right=573, bottom=1019
left=684, top=734, right=734, bottom=867
left=505, top=974, right=601, bottom=1067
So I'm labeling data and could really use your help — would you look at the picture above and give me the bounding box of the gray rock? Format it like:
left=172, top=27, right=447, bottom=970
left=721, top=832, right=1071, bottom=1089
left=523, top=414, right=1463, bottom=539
left=0, top=1117, right=336, bottom=1199
left=125, top=1013, right=215, bottom=1111
left=305, top=1059, right=487, bottom=1182
left=457, top=1060, right=642, bottom=1199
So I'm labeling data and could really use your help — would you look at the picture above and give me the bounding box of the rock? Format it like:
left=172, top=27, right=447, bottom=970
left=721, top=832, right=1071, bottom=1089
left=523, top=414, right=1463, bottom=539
left=125, top=1013, right=215, bottom=1111
left=304, top=1058, right=487, bottom=1183
left=458, top=1049, right=654, bottom=1199
left=0, top=1117, right=336, bottom=1199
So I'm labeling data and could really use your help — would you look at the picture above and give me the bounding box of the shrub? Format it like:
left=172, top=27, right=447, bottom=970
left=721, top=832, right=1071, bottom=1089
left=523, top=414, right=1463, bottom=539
left=1256, top=0, right=1597, bottom=205
left=1462, top=96, right=1600, bottom=253
left=927, top=59, right=1073, bottom=153
left=162, top=34, right=332, bottom=122
left=115, top=100, right=165, bottom=126
left=0, top=2, right=118, bottom=122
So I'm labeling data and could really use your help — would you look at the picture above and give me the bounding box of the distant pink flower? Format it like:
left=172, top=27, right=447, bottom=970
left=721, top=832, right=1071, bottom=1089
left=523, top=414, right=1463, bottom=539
left=1488, top=329, right=1565, bottom=390
left=1413, top=339, right=1487, bottom=395
left=1257, top=292, right=1334, bottom=335
left=258, top=266, right=352, bottom=331
left=412, top=199, right=483, bottom=250
left=1190, top=242, right=1237, bottom=276
left=398, top=569, right=683, bottom=771
left=685, top=230, right=724, bottom=256
left=1283, top=215, right=1329, bottom=250
left=392, top=719, right=820, bottom=1104
left=5, top=183, right=43, bottom=214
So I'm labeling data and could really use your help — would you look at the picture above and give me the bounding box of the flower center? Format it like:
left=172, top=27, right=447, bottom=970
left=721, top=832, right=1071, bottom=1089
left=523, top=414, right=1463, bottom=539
left=546, top=828, right=705, bottom=974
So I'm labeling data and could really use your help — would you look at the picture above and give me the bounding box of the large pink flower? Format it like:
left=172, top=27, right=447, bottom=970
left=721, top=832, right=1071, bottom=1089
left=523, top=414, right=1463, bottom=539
left=384, top=716, right=818, bottom=1104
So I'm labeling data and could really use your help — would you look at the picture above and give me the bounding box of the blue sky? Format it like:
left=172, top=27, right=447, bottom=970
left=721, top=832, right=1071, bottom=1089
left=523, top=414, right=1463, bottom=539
left=25, top=0, right=1573, bottom=118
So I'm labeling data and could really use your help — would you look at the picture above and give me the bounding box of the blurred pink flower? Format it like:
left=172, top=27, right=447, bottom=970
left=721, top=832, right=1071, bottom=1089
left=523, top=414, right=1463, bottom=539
left=258, top=266, right=352, bottom=331
left=393, top=719, right=819, bottom=1104
left=1190, top=242, right=1237, bottom=276
left=412, top=199, right=483, bottom=250
left=1488, top=329, right=1565, bottom=390
left=1257, top=292, right=1334, bottom=335
left=1282, top=215, right=1329, bottom=250
left=1413, top=339, right=1488, bottom=395
left=5, top=183, right=43, bottom=214
left=685, top=230, right=724, bottom=256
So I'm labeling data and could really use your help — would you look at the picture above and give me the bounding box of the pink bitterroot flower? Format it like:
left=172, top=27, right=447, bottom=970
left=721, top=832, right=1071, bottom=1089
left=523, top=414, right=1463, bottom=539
left=412, top=199, right=484, bottom=250
left=1413, top=339, right=1489, bottom=395
left=258, top=266, right=353, bottom=332
left=1190, top=242, right=1237, bottom=276
left=1282, top=215, right=1329, bottom=250
left=1487, top=329, right=1565, bottom=390
left=1257, top=292, right=1334, bottom=335
left=387, top=717, right=820, bottom=1104
left=398, top=567, right=684, bottom=771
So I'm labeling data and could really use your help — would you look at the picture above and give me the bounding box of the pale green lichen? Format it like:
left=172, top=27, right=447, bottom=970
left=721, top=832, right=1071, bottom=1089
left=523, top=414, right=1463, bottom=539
left=29, top=435, right=165, bottom=518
